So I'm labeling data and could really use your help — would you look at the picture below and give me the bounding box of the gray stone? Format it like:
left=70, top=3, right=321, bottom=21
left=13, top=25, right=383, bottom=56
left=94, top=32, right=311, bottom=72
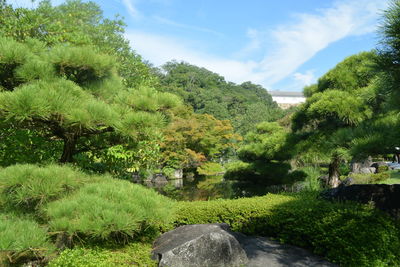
left=341, top=177, right=355, bottom=186
left=173, top=169, right=183, bottom=179
left=153, top=224, right=338, bottom=267
left=351, top=156, right=373, bottom=173
left=152, top=223, right=248, bottom=267
left=152, top=174, right=168, bottom=186
left=371, top=161, right=387, bottom=169
left=359, top=167, right=376, bottom=174
left=236, top=234, right=337, bottom=267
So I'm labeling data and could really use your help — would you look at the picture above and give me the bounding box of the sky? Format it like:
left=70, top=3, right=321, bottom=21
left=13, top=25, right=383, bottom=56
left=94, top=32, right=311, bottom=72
left=9, top=0, right=391, bottom=92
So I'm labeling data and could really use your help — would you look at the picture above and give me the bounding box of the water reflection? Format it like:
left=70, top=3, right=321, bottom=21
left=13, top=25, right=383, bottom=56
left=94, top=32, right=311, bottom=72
left=158, top=175, right=234, bottom=201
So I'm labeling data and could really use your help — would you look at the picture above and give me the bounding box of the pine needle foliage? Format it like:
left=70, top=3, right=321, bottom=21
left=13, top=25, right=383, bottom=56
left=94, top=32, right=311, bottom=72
left=45, top=179, right=175, bottom=240
left=0, top=213, right=54, bottom=264
left=0, top=164, right=104, bottom=213
left=0, top=37, right=181, bottom=163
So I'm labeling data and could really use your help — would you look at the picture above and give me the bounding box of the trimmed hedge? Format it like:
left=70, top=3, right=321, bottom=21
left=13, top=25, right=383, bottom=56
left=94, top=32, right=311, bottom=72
left=173, top=192, right=400, bottom=267
left=47, top=243, right=156, bottom=267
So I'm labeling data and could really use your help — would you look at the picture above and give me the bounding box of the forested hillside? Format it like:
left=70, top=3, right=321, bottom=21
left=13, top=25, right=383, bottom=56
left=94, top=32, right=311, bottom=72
left=158, top=61, right=283, bottom=134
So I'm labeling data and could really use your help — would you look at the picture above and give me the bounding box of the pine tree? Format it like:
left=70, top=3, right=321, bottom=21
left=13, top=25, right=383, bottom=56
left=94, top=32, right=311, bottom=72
left=0, top=37, right=180, bottom=163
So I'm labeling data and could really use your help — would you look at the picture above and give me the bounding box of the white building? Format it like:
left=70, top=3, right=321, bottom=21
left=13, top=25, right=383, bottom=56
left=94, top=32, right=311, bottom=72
left=269, top=91, right=305, bottom=109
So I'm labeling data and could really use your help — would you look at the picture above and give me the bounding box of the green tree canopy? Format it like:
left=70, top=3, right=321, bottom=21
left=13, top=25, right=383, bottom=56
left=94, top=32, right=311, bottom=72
left=158, top=61, right=283, bottom=134
left=0, top=0, right=155, bottom=88
left=0, top=37, right=180, bottom=163
left=293, top=51, right=379, bottom=187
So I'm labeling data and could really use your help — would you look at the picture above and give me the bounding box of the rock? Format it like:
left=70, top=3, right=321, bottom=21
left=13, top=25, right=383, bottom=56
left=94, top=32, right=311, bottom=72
left=351, top=156, right=373, bottom=173
left=321, top=184, right=400, bottom=219
left=173, top=169, right=183, bottom=179
left=152, top=223, right=248, bottom=267
left=131, top=172, right=141, bottom=183
left=152, top=174, right=168, bottom=187
left=341, top=177, right=355, bottom=186
left=153, top=224, right=337, bottom=267
left=388, top=162, right=400, bottom=170
left=371, top=161, right=387, bottom=169
left=359, top=167, right=376, bottom=174
left=236, top=235, right=337, bottom=267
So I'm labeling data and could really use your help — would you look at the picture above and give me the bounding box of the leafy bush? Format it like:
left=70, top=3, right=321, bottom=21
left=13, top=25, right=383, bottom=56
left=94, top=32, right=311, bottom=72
left=0, top=213, right=54, bottom=265
left=173, top=192, right=400, bottom=267
left=298, top=166, right=321, bottom=191
left=378, top=165, right=389, bottom=173
left=347, top=172, right=390, bottom=184
left=197, top=162, right=224, bottom=176
left=0, top=164, right=103, bottom=214
left=45, top=179, right=175, bottom=241
left=48, top=243, right=156, bottom=267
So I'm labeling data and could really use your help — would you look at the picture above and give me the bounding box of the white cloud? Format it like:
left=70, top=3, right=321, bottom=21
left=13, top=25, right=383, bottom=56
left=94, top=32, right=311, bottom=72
left=293, top=70, right=316, bottom=87
left=126, top=31, right=262, bottom=84
left=122, top=0, right=142, bottom=19
left=258, top=0, right=389, bottom=86
left=127, top=0, right=388, bottom=90
left=234, top=28, right=264, bottom=58
left=152, top=16, right=224, bottom=37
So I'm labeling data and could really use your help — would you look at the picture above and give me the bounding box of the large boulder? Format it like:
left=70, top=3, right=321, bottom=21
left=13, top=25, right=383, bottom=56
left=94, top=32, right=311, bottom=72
left=359, top=167, right=376, bottom=174
left=321, top=184, right=400, bottom=218
left=351, top=156, right=373, bottom=173
left=152, top=223, right=248, bottom=267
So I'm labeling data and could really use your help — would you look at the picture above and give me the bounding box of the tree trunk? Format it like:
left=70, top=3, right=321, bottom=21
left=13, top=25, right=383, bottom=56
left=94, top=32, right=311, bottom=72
left=60, top=134, right=78, bottom=163
left=328, top=156, right=340, bottom=188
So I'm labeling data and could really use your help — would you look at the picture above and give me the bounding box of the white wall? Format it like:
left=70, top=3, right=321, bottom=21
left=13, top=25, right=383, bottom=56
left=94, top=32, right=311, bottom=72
left=272, top=96, right=305, bottom=104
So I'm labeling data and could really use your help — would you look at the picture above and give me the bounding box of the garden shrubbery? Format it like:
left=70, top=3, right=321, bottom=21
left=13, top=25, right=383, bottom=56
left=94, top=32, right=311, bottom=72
left=0, top=213, right=54, bottom=265
left=47, top=243, right=156, bottom=267
left=0, top=164, right=103, bottom=214
left=173, top=192, right=400, bottom=267
left=0, top=164, right=173, bottom=266
left=347, top=172, right=390, bottom=184
left=46, top=179, right=174, bottom=240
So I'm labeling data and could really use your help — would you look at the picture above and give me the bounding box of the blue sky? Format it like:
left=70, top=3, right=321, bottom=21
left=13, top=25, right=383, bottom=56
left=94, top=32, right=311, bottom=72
left=10, top=0, right=390, bottom=91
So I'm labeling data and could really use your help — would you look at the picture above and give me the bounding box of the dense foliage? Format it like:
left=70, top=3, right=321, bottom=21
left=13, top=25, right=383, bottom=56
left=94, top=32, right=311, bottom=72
left=0, top=36, right=180, bottom=165
left=292, top=51, right=380, bottom=186
left=173, top=193, right=400, bottom=267
left=158, top=61, right=283, bottom=134
left=2, top=0, right=400, bottom=266
left=224, top=122, right=305, bottom=196
left=0, top=213, right=54, bottom=265
left=0, top=165, right=174, bottom=265
left=0, top=164, right=102, bottom=214
left=46, top=179, right=174, bottom=240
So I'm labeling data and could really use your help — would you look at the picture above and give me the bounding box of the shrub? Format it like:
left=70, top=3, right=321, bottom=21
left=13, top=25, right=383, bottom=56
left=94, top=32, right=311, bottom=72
left=0, top=164, right=104, bottom=214
left=196, top=162, right=224, bottom=176
left=45, top=179, right=175, bottom=241
left=173, top=192, right=400, bottom=267
left=0, top=213, right=54, bottom=265
left=47, top=243, right=156, bottom=267
left=378, top=165, right=389, bottom=173
left=298, top=166, right=321, bottom=191
left=348, top=172, right=390, bottom=184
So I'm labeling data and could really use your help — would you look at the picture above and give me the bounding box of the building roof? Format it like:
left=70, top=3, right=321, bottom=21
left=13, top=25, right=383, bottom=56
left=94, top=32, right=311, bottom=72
left=268, top=91, right=304, bottom=97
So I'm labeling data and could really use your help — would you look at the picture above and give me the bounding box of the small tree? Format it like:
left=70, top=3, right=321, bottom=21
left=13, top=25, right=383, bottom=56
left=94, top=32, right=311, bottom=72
left=0, top=37, right=180, bottom=163
left=291, top=52, right=378, bottom=187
